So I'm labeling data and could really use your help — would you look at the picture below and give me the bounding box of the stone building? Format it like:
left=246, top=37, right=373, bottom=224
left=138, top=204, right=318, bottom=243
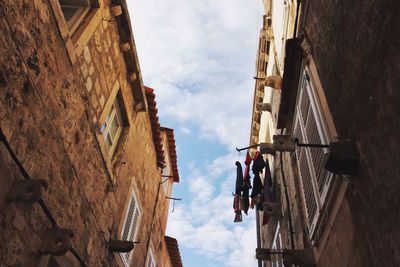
left=250, top=0, right=400, bottom=266
left=0, top=1, right=183, bottom=267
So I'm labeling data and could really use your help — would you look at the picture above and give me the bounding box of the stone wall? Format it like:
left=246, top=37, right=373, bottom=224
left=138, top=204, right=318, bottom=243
left=0, top=1, right=167, bottom=266
left=301, top=0, right=400, bottom=266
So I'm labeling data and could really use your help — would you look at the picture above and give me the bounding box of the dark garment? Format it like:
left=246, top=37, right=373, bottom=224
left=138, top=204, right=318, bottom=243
left=263, top=159, right=276, bottom=225
left=242, top=187, right=250, bottom=215
left=263, top=159, right=275, bottom=202
left=233, top=162, right=243, bottom=222
left=250, top=172, right=263, bottom=198
left=251, top=151, right=265, bottom=198
left=235, top=161, right=243, bottom=195
left=252, top=151, right=266, bottom=173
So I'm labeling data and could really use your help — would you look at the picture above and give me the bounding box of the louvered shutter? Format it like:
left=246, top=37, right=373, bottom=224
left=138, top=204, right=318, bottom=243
left=121, top=193, right=141, bottom=266
left=293, top=69, right=332, bottom=236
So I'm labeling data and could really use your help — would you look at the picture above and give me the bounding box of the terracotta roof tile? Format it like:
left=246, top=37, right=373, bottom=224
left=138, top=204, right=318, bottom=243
left=145, top=86, right=165, bottom=167
left=165, top=236, right=183, bottom=267
left=160, top=127, right=180, bottom=182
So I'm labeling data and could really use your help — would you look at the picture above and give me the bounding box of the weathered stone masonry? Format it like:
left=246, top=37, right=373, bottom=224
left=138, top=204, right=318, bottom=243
left=0, top=1, right=178, bottom=267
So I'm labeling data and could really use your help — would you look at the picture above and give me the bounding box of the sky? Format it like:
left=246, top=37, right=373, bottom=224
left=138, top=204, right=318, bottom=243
left=127, top=1, right=263, bottom=266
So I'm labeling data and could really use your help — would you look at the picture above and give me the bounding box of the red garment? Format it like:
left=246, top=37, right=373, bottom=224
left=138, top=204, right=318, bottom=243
left=243, top=151, right=252, bottom=182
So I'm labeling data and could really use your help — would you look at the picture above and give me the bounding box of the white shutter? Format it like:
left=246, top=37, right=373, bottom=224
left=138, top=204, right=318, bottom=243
left=121, top=192, right=141, bottom=266
left=293, top=67, right=333, bottom=236
left=146, top=248, right=156, bottom=267
left=271, top=223, right=283, bottom=267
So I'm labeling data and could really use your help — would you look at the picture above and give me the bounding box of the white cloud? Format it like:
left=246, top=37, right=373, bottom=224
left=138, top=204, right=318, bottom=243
left=180, top=126, right=192, bottom=135
left=128, top=0, right=260, bottom=150
left=166, top=153, right=258, bottom=267
left=127, top=1, right=263, bottom=266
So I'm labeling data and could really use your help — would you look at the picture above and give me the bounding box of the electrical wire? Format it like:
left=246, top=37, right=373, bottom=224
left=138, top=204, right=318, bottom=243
left=0, top=128, right=86, bottom=266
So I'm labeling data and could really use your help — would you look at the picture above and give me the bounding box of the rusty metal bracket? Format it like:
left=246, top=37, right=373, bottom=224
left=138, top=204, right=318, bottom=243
left=39, top=228, right=74, bottom=256
left=7, top=179, right=48, bottom=204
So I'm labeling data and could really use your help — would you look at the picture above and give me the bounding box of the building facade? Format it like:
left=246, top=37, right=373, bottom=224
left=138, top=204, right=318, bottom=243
left=251, top=0, right=400, bottom=266
left=0, top=1, right=182, bottom=267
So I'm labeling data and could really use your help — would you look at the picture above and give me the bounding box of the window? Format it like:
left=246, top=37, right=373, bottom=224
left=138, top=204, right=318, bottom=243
left=146, top=247, right=156, bottom=267
left=292, top=66, right=333, bottom=237
left=100, top=97, right=124, bottom=156
left=270, top=223, right=283, bottom=267
left=59, top=0, right=90, bottom=34
left=120, top=192, right=141, bottom=267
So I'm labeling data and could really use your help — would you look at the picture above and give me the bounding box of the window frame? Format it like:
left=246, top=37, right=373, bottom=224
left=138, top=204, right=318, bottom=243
left=49, top=0, right=102, bottom=63
left=270, top=222, right=283, bottom=267
left=146, top=246, right=156, bottom=267
left=292, top=64, right=334, bottom=239
left=98, top=81, right=128, bottom=159
left=100, top=97, right=124, bottom=156
left=59, top=0, right=91, bottom=35
left=120, top=191, right=142, bottom=267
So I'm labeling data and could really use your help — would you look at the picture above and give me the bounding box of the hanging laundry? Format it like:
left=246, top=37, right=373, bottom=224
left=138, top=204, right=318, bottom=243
left=250, top=151, right=266, bottom=208
left=233, top=195, right=242, bottom=222
left=263, top=159, right=276, bottom=225
left=252, top=151, right=266, bottom=173
left=235, top=161, right=243, bottom=195
left=242, top=184, right=250, bottom=215
left=250, top=172, right=263, bottom=208
left=242, top=151, right=252, bottom=189
left=242, top=152, right=252, bottom=215
left=233, top=161, right=243, bottom=222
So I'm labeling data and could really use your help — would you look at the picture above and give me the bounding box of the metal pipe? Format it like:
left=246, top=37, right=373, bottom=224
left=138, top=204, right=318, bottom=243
left=0, top=128, right=88, bottom=265
left=236, top=144, right=260, bottom=152
left=165, top=197, right=182, bottom=201
left=160, top=176, right=174, bottom=184
left=294, top=138, right=329, bottom=148
left=0, top=129, right=30, bottom=180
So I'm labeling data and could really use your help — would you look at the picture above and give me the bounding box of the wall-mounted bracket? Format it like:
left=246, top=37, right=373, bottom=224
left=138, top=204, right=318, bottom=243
left=7, top=179, right=48, bottom=204
left=108, top=240, right=139, bottom=253
left=39, top=228, right=74, bottom=256
left=255, top=248, right=316, bottom=267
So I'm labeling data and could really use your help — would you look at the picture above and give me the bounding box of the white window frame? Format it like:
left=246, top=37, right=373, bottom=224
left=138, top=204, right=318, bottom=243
left=270, top=222, right=283, bottom=267
left=100, top=97, right=124, bottom=157
left=292, top=65, right=333, bottom=238
left=120, top=191, right=142, bottom=267
left=146, top=246, right=156, bottom=267
left=58, top=0, right=90, bottom=34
